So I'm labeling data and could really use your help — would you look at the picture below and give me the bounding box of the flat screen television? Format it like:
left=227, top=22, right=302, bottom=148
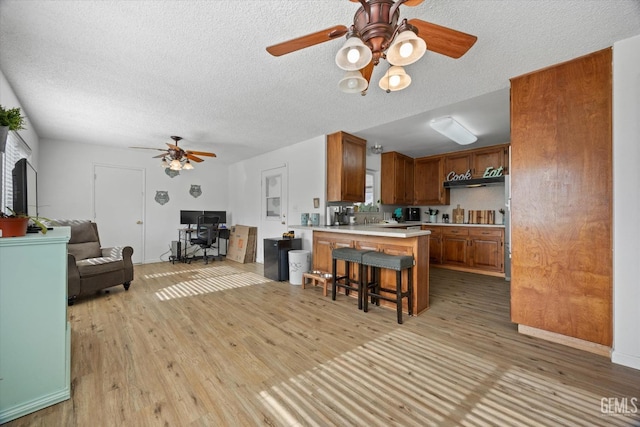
left=12, top=158, right=38, bottom=217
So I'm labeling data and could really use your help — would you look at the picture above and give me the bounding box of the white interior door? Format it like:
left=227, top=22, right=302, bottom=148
left=260, top=165, right=288, bottom=261
left=93, top=164, right=145, bottom=264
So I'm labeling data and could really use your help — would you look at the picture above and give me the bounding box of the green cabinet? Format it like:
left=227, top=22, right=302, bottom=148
left=0, top=227, right=71, bottom=423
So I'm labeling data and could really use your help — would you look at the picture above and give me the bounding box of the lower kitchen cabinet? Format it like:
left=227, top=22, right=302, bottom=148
left=422, top=225, right=504, bottom=277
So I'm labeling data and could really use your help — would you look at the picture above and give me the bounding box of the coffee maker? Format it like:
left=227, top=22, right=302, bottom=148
left=405, top=207, right=420, bottom=222
left=326, top=206, right=349, bottom=225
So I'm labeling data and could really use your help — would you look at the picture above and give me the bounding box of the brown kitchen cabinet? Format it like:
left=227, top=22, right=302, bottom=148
left=414, top=155, right=450, bottom=206
left=427, top=225, right=505, bottom=276
left=381, top=151, right=414, bottom=205
left=421, top=225, right=442, bottom=264
left=443, top=144, right=510, bottom=179
left=326, top=131, right=367, bottom=202
left=441, top=227, right=470, bottom=267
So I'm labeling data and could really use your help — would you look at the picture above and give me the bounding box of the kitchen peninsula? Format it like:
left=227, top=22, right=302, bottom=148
left=304, top=224, right=431, bottom=315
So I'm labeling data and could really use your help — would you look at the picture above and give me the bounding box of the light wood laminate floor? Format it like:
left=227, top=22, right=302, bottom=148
left=5, top=260, right=639, bottom=426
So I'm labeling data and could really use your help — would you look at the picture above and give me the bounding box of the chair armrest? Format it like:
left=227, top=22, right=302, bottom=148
left=67, top=253, right=81, bottom=297
left=101, top=246, right=134, bottom=281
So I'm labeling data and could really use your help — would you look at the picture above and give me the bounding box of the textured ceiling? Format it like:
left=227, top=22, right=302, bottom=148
left=1, top=1, right=639, bottom=164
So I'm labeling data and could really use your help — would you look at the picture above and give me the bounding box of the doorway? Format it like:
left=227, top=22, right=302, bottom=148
left=260, top=165, right=288, bottom=262
left=93, top=164, right=145, bottom=264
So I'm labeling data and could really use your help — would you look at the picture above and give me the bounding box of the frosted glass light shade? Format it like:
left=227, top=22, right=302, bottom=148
left=386, top=30, right=426, bottom=66
left=336, top=37, right=373, bottom=71
left=339, top=71, right=368, bottom=93
left=378, top=66, right=411, bottom=92
left=169, top=159, right=182, bottom=170
left=429, top=116, right=478, bottom=145
left=182, top=160, right=194, bottom=170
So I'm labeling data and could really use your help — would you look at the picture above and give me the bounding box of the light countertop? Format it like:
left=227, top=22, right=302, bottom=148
left=291, top=224, right=431, bottom=238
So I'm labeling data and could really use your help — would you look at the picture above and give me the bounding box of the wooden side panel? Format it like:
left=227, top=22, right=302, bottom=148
left=510, top=48, right=612, bottom=346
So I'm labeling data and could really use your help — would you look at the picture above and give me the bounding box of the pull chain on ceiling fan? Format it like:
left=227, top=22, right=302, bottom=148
left=130, top=136, right=216, bottom=171
left=266, top=0, right=477, bottom=95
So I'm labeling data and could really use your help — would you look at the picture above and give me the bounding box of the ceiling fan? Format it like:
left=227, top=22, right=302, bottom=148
left=131, top=136, right=216, bottom=171
left=266, top=0, right=477, bottom=94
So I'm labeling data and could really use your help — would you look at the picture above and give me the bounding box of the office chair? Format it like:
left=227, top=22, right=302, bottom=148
left=190, top=215, right=220, bottom=264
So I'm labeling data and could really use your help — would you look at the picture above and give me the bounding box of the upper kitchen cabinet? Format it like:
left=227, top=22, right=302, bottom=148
left=414, top=155, right=450, bottom=206
left=326, top=131, right=367, bottom=202
left=444, top=144, right=510, bottom=179
left=381, top=151, right=414, bottom=205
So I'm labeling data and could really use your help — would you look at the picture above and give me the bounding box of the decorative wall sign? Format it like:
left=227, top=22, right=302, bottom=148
left=190, top=184, right=202, bottom=198
left=446, top=166, right=504, bottom=182
left=482, top=166, right=504, bottom=178
left=165, top=168, right=179, bottom=178
left=155, top=191, right=170, bottom=205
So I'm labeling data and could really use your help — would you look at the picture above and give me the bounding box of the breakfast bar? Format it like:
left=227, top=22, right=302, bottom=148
left=307, top=225, right=431, bottom=315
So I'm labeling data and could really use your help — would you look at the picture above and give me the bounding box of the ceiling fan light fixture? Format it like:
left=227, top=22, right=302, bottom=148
left=378, top=65, right=411, bottom=92
left=182, top=159, right=194, bottom=170
left=335, top=36, right=372, bottom=71
left=160, top=157, right=169, bottom=168
left=169, top=159, right=182, bottom=170
left=386, top=29, right=426, bottom=66
left=338, top=70, right=368, bottom=93
left=430, top=116, right=478, bottom=145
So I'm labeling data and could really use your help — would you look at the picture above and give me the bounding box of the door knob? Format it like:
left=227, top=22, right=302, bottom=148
left=136, top=221, right=143, bottom=224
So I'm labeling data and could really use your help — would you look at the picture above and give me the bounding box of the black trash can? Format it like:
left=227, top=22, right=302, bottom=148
left=263, top=238, right=302, bottom=281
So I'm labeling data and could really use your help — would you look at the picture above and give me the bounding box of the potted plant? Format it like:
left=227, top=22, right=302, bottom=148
left=0, top=105, right=26, bottom=152
left=0, top=208, right=50, bottom=237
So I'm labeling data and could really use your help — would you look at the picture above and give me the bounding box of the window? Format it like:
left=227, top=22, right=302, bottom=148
left=364, top=171, right=375, bottom=205
left=1, top=132, right=31, bottom=212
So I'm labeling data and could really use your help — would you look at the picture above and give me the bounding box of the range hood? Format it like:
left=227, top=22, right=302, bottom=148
left=443, top=176, right=505, bottom=188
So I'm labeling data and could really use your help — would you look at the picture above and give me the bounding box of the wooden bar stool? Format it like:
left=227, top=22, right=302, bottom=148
left=362, top=251, right=414, bottom=324
left=331, top=247, right=371, bottom=309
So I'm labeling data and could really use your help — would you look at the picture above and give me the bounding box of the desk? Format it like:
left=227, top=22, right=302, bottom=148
left=171, top=228, right=230, bottom=263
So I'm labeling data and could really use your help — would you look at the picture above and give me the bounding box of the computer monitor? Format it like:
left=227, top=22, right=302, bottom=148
left=204, top=210, right=226, bottom=224
left=180, top=210, right=202, bottom=227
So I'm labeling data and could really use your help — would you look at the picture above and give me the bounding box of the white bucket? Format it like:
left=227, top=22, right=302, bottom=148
left=288, top=250, right=310, bottom=285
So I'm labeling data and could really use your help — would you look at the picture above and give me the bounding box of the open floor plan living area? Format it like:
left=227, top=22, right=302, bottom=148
left=3, top=261, right=639, bottom=426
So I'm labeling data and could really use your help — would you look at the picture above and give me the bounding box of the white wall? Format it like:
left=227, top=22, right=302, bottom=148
left=0, top=71, right=40, bottom=169
left=228, top=135, right=326, bottom=263
left=612, top=34, right=640, bottom=370
left=38, top=139, right=229, bottom=263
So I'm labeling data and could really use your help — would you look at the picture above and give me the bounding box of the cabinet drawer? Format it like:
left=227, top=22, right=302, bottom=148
left=469, top=228, right=503, bottom=238
left=442, top=228, right=469, bottom=236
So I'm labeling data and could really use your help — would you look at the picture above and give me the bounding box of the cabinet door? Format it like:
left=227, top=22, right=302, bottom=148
left=312, top=233, right=354, bottom=277
left=444, top=152, right=471, bottom=179
left=442, top=228, right=469, bottom=266
left=469, top=229, right=504, bottom=272
left=414, top=156, right=449, bottom=205
left=381, top=152, right=413, bottom=205
left=421, top=226, right=442, bottom=264
left=403, top=156, right=414, bottom=205
left=471, top=147, right=506, bottom=178
left=326, top=131, right=366, bottom=202
left=341, top=134, right=367, bottom=201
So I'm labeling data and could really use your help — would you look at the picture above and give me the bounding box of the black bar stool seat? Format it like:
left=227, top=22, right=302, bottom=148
left=331, top=247, right=371, bottom=310
left=362, top=251, right=414, bottom=324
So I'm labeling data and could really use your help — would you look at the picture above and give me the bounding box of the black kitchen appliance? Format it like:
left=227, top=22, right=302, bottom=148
left=263, top=238, right=302, bottom=281
left=405, top=207, right=420, bottom=222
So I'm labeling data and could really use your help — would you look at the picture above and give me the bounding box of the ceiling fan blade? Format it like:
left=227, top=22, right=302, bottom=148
left=359, top=60, right=375, bottom=86
left=186, top=150, right=216, bottom=157
left=152, top=153, right=169, bottom=158
left=130, top=146, right=167, bottom=151
left=266, top=25, right=348, bottom=57
left=408, top=19, right=477, bottom=59
left=186, top=153, right=204, bottom=163
left=349, top=0, right=423, bottom=5
left=166, top=143, right=183, bottom=151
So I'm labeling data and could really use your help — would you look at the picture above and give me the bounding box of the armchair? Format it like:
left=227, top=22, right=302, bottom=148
left=57, top=220, right=134, bottom=305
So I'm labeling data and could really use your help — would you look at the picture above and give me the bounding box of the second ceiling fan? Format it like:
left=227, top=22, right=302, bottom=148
left=266, top=0, right=477, bottom=94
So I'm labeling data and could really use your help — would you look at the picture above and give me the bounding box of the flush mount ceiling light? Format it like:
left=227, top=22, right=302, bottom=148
left=266, top=0, right=478, bottom=96
left=429, top=116, right=477, bottom=145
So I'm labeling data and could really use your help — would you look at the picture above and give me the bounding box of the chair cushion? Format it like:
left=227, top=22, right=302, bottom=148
left=76, top=257, right=124, bottom=276
left=69, top=241, right=102, bottom=261
left=69, top=221, right=99, bottom=244
left=332, top=247, right=371, bottom=263
left=362, top=252, right=414, bottom=271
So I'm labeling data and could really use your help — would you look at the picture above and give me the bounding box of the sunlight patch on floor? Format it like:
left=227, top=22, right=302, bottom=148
left=153, top=266, right=272, bottom=300
left=258, top=329, right=622, bottom=426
